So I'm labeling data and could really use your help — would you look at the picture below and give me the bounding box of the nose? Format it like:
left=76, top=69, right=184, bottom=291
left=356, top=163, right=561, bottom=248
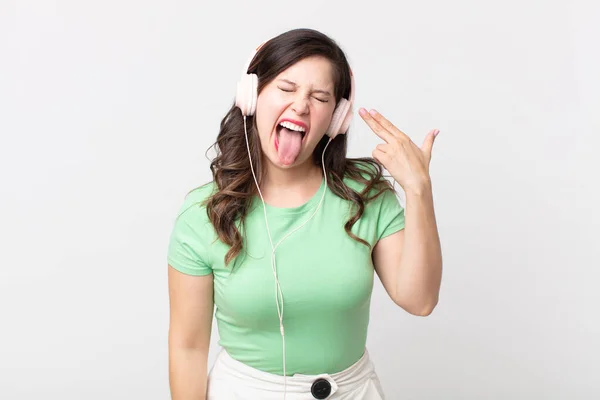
left=291, top=93, right=309, bottom=115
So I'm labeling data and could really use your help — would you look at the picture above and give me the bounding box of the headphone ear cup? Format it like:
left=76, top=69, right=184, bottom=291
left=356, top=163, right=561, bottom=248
left=236, top=73, right=258, bottom=116
left=326, top=99, right=351, bottom=138
left=338, top=103, right=354, bottom=135
left=249, top=74, right=258, bottom=115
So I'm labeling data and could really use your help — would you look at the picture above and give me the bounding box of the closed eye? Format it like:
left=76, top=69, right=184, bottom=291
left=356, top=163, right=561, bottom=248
left=278, top=87, right=329, bottom=103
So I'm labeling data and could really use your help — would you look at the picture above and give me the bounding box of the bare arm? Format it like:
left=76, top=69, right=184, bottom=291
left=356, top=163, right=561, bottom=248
left=373, top=184, right=442, bottom=316
left=168, top=265, right=214, bottom=400
left=358, top=107, right=442, bottom=316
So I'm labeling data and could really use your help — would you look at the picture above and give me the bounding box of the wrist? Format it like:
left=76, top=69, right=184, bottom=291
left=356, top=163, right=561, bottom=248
left=404, top=179, right=432, bottom=197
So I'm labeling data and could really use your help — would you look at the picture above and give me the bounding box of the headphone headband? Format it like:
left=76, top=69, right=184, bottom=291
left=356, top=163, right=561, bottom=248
left=240, top=41, right=267, bottom=76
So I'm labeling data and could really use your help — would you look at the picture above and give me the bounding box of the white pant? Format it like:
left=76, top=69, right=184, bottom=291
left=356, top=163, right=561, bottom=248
left=207, top=348, right=385, bottom=399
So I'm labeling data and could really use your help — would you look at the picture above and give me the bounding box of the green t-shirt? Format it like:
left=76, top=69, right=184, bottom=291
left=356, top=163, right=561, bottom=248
left=167, top=169, right=405, bottom=376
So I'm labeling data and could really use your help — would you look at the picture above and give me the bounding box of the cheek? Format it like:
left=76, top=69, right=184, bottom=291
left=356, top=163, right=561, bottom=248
left=258, top=89, right=289, bottom=111
left=313, top=106, right=335, bottom=130
left=255, top=97, right=274, bottom=135
left=256, top=93, right=285, bottom=128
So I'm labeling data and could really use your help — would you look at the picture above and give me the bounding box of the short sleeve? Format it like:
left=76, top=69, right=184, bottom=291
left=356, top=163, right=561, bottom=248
left=375, top=188, right=406, bottom=241
left=167, top=196, right=214, bottom=276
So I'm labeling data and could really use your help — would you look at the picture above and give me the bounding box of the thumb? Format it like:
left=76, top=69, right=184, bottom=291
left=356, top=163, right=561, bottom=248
left=421, top=129, right=439, bottom=162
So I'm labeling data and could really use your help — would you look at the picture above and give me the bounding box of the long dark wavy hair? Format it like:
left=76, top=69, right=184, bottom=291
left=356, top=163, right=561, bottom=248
left=202, top=28, right=394, bottom=266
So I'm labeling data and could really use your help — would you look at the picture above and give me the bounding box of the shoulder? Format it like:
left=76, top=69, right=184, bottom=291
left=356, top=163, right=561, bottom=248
left=170, top=181, right=219, bottom=231
left=341, top=159, right=404, bottom=217
left=168, top=181, right=217, bottom=275
left=169, top=180, right=220, bottom=243
left=342, top=158, right=392, bottom=199
left=177, top=181, right=217, bottom=216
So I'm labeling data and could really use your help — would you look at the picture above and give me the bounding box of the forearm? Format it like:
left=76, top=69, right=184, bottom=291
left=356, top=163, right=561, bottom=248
left=396, top=181, right=443, bottom=315
left=169, top=346, right=208, bottom=400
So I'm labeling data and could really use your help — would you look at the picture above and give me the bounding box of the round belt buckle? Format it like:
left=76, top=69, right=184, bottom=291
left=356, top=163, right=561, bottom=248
left=311, top=377, right=332, bottom=399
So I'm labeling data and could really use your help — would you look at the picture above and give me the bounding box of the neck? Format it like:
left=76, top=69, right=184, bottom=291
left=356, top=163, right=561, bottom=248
left=258, top=162, right=323, bottom=208
left=262, top=159, right=323, bottom=190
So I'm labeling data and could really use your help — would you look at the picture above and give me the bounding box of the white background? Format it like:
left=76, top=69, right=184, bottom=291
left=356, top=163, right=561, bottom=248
left=1, top=0, right=599, bottom=398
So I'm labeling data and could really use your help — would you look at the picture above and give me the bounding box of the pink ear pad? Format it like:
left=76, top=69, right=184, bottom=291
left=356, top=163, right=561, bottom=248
left=236, top=73, right=258, bottom=116
left=338, top=103, right=354, bottom=134
left=326, top=98, right=351, bottom=138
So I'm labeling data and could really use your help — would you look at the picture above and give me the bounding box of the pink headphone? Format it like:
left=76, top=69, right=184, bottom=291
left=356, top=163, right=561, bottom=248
left=235, top=41, right=355, bottom=139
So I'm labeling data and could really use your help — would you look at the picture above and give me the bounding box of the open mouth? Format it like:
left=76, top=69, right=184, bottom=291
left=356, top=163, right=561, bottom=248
left=276, top=120, right=307, bottom=139
left=274, top=120, right=308, bottom=152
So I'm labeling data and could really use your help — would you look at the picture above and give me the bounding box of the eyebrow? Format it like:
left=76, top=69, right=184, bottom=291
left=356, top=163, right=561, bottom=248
left=278, top=79, right=332, bottom=96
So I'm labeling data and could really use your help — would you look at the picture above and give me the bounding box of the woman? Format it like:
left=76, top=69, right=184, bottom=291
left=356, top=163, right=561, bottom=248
left=167, top=28, right=442, bottom=400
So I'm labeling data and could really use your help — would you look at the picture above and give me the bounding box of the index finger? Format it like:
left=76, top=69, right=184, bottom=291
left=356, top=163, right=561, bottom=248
left=358, top=108, right=395, bottom=143
left=367, top=109, right=410, bottom=141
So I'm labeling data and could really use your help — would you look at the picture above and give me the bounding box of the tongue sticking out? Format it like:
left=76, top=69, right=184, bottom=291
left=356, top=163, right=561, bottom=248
left=277, top=127, right=303, bottom=165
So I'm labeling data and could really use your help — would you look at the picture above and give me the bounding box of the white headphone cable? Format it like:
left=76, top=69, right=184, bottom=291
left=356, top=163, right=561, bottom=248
left=243, top=115, right=332, bottom=399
